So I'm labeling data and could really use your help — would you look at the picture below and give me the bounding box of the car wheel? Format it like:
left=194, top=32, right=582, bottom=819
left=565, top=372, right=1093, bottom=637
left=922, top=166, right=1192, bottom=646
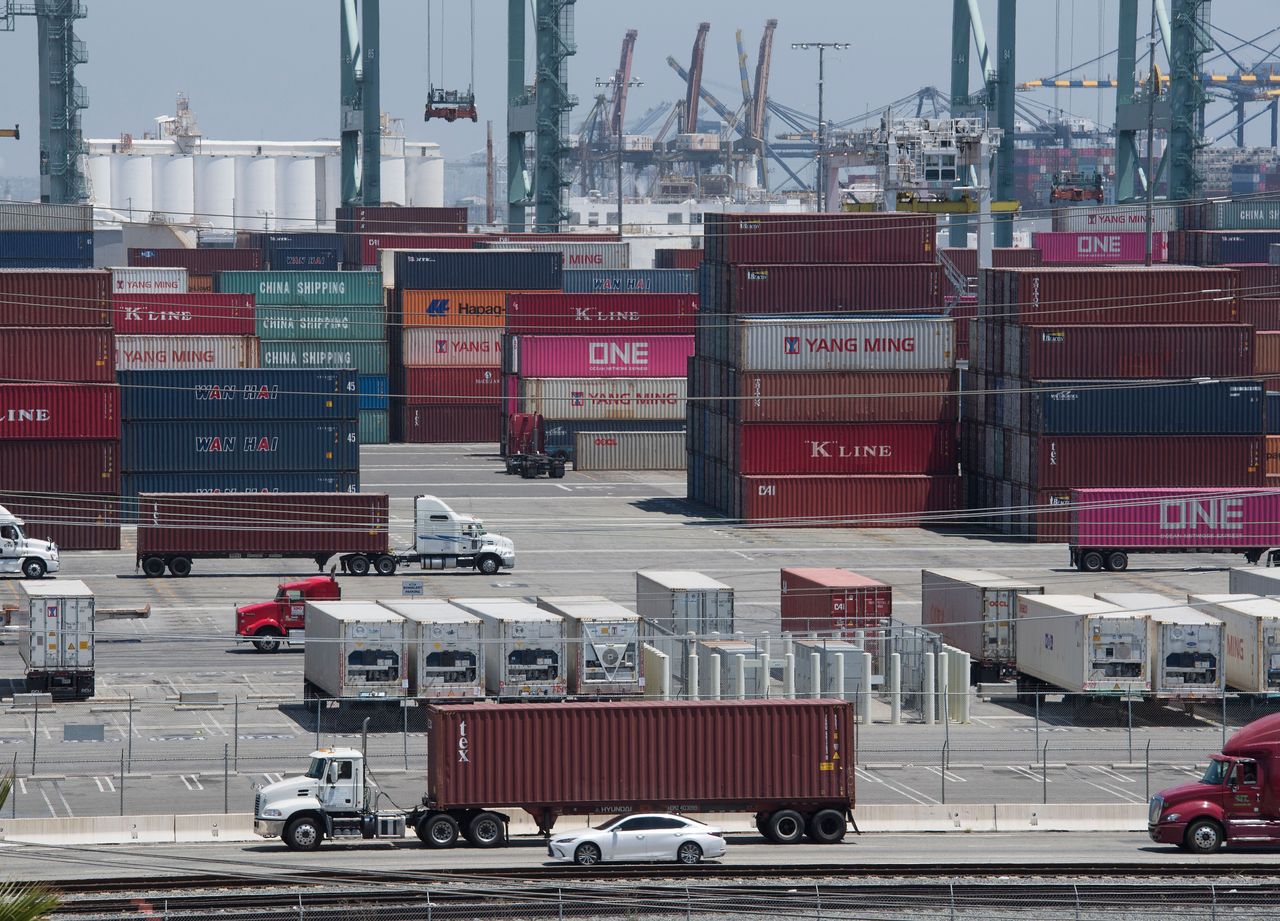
left=168, top=556, right=192, bottom=577
left=20, top=558, right=46, bottom=579
left=1185, top=819, right=1224, bottom=854
left=348, top=555, right=371, bottom=576
left=283, top=816, right=323, bottom=851
left=467, top=812, right=505, bottom=848
left=574, top=841, right=602, bottom=866
left=253, top=630, right=282, bottom=653
left=141, top=556, right=167, bottom=578
left=767, top=809, right=805, bottom=844
left=807, top=809, right=847, bottom=844
left=1104, top=551, right=1128, bottom=572
left=676, top=841, right=703, bottom=864
left=420, top=814, right=459, bottom=849
left=1079, top=550, right=1105, bottom=573
left=374, top=555, right=397, bottom=576
left=476, top=555, right=500, bottom=575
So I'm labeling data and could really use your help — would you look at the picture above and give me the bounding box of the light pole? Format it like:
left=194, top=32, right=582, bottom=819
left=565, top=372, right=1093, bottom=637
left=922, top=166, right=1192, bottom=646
left=792, top=41, right=849, bottom=212
left=596, top=76, right=644, bottom=234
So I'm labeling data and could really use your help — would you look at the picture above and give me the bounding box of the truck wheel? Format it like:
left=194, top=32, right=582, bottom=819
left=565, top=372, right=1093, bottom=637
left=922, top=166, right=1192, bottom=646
left=374, top=555, right=397, bottom=576
left=1185, top=819, right=1224, bottom=854
left=1104, top=551, right=1128, bottom=572
left=1079, top=550, right=1105, bottom=573
left=20, top=558, right=46, bottom=579
left=520, top=466, right=536, bottom=479
left=283, top=816, right=324, bottom=851
left=253, top=630, right=282, bottom=653
left=348, top=555, right=371, bottom=576
left=141, top=556, right=167, bottom=578
left=476, top=555, right=500, bottom=575
left=466, top=812, right=505, bottom=848
left=806, top=809, right=847, bottom=844
left=549, top=464, right=565, bottom=479
left=168, top=557, right=192, bottom=577
left=766, top=809, right=805, bottom=844
left=420, top=813, right=459, bottom=848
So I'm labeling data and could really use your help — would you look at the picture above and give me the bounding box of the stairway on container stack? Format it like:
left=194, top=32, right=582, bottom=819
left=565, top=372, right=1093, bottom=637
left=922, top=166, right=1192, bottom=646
left=965, top=264, right=1259, bottom=540
left=688, top=211, right=961, bottom=527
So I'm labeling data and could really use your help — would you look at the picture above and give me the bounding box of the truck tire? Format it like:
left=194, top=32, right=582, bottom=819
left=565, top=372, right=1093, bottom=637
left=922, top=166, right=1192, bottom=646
left=520, top=466, right=536, bottom=479
left=419, top=813, right=459, bottom=848
left=168, top=557, right=193, bottom=577
left=1185, top=818, right=1224, bottom=853
left=476, top=554, right=500, bottom=575
left=141, top=556, right=167, bottom=578
left=765, top=809, right=805, bottom=844
left=1104, top=551, right=1128, bottom=572
left=20, top=558, right=46, bottom=579
left=374, top=555, right=397, bottom=576
left=283, top=815, right=324, bottom=851
left=549, top=465, right=565, bottom=479
left=252, top=629, right=282, bottom=653
left=806, top=809, right=847, bottom=844
left=466, top=811, right=505, bottom=848
left=1078, top=550, right=1105, bottom=573
left=348, top=555, right=371, bottom=576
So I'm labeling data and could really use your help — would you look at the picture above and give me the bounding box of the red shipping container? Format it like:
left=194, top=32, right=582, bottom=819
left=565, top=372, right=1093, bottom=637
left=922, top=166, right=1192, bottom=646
left=704, top=212, right=935, bottom=265
left=654, top=248, right=704, bottom=269
left=0, top=493, right=121, bottom=550
left=337, top=206, right=469, bottom=234
left=505, top=293, right=697, bottom=334
left=425, top=700, right=854, bottom=818
left=359, top=233, right=478, bottom=265
left=780, top=567, right=892, bottom=635
left=395, top=403, right=501, bottom=443
left=0, top=384, right=119, bottom=439
left=485, top=232, right=620, bottom=244
left=1033, top=231, right=1167, bottom=264
left=989, top=265, right=1240, bottom=325
left=128, top=248, right=262, bottom=273
left=1241, top=298, right=1280, bottom=331
left=0, top=328, right=114, bottom=382
left=1026, top=435, right=1263, bottom=489
left=738, top=474, right=962, bottom=527
left=0, top=269, right=111, bottom=326
left=1257, top=332, right=1280, bottom=375
left=720, top=263, right=942, bottom=312
left=732, top=422, right=957, bottom=475
left=721, top=370, right=958, bottom=423
left=939, top=248, right=1041, bottom=279
left=188, top=275, right=214, bottom=292
left=0, top=440, right=119, bottom=494
left=1011, top=324, right=1252, bottom=379
left=111, top=293, right=256, bottom=336
left=401, top=367, right=503, bottom=401
left=1227, top=263, right=1280, bottom=299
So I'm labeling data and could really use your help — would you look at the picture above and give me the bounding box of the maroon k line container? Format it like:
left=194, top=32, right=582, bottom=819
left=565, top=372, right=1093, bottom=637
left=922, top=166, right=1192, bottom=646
left=401, top=366, right=503, bottom=401
left=1007, top=324, right=1253, bottom=379
left=0, top=440, right=120, bottom=494
left=0, top=328, right=114, bottom=382
left=1022, top=435, right=1264, bottom=489
left=0, top=493, right=121, bottom=550
left=504, top=293, right=697, bottom=334
left=395, top=403, right=502, bottom=443
left=704, top=212, right=936, bottom=265
left=127, top=248, right=262, bottom=273
left=0, top=384, right=119, bottom=439
left=0, top=269, right=112, bottom=326
left=714, top=369, right=958, bottom=423
left=719, top=263, right=942, bottom=312
left=738, top=474, right=962, bottom=527
left=730, top=423, right=957, bottom=475
left=111, top=293, right=256, bottom=336
left=424, top=700, right=855, bottom=820
left=1241, top=298, right=1280, bottom=331
left=780, top=568, right=892, bottom=636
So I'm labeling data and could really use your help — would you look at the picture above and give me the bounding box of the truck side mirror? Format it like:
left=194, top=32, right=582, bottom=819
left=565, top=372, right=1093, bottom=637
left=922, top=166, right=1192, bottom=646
left=328, top=764, right=340, bottom=784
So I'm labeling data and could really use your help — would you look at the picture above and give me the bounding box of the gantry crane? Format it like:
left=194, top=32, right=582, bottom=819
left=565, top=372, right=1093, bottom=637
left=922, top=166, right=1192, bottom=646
left=682, top=23, right=710, bottom=133
left=340, top=0, right=380, bottom=206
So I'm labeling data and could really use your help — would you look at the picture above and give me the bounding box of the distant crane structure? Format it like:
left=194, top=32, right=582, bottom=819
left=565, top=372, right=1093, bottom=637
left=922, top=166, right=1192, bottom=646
left=681, top=23, right=710, bottom=134
left=340, top=0, right=380, bottom=206
left=608, top=29, right=638, bottom=141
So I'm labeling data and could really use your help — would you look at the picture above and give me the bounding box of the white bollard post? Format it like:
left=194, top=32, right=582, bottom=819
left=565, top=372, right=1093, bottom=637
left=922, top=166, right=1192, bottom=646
left=890, top=652, right=902, bottom=725
left=758, top=655, right=770, bottom=699
left=733, top=653, right=746, bottom=700
left=958, top=651, right=971, bottom=724
left=860, top=652, right=873, bottom=726
left=810, top=652, right=822, bottom=699
left=784, top=652, right=796, bottom=698
left=936, top=649, right=950, bottom=724
left=833, top=652, right=846, bottom=701
left=687, top=654, right=700, bottom=701
left=923, top=651, right=936, bottom=725
left=709, top=653, right=722, bottom=701
left=660, top=653, right=672, bottom=701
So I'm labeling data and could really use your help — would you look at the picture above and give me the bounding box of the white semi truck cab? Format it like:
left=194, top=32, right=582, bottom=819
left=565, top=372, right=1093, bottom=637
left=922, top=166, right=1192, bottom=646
left=409, top=495, right=515, bottom=575
left=0, top=506, right=59, bottom=579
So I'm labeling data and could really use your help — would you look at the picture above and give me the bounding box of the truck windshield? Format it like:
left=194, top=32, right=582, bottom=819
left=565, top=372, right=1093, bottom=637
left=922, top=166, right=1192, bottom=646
left=1202, top=759, right=1231, bottom=785
left=304, top=757, right=327, bottom=780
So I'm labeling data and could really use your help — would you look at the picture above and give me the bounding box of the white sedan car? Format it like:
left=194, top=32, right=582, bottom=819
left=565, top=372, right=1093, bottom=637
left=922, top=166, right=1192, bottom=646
left=547, top=813, right=728, bottom=866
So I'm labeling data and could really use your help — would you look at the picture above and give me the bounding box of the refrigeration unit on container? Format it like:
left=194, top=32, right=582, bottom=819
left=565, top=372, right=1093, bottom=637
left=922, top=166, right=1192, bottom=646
left=377, top=600, right=484, bottom=700
left=1095, top=593, right=1225, bottom=699
left=695, top=638, right=770, bottom=699
left=448, top=598, right=567, bottom=699
left=216, top=271, right=382, bottom=306
left=303, top=601, right=409, bottom=700
left=16, top=580, right=95, bottom=699
left=780, top=568, right=891, bottom=637
left=109, top=267, right=188, bottom=294
left=117, top=369, right=358, bottom=421
left=536, top=596, right=645, bottom=697
left=921, top=569, right=1044, bottom=680
left=1190, top=594, right=1280, bottom=693
left=112, top=293, right=256, bottom=336
left=115, top=335, right=260, bottom=371
left=572, top=430, right=685, bottom=471
left=0, top=269, right=111, bottom=326
left=1014, top=595, right=1152, bottom=697
left=794, top=638, right=872, bottom=701
left=635, top=570, right=734, bottom=638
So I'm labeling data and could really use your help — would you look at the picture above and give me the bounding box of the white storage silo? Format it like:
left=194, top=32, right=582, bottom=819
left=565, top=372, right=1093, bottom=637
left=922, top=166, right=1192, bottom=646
left=406, top=156, right=444, bottom=206
left=380, top=156, right=407, bottom=206
left=153, top=155, right=195, bottom=225
left=275, top=156, right=318, bottom=230
left=87, top=156, right=112, bottom=211
left=194, top=156, right=236, bottom=230
left=111, top=155, right=154, bottom=220
left=321, top=154, right=340, bottom=220
left=235, top=156, right=277, bottom=231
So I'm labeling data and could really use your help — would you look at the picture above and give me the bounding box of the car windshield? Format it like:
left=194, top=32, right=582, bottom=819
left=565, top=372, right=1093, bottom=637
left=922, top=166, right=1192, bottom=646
left=304, top=757, right=327, bottom=780
left=1202, top=759, right=1230, bottom=785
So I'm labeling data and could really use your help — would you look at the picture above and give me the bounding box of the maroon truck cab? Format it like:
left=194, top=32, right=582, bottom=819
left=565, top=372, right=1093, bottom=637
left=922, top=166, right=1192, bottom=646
left=1149, top=713, right=1280, bottom=852
left=235, top=575, right=340, bottom=653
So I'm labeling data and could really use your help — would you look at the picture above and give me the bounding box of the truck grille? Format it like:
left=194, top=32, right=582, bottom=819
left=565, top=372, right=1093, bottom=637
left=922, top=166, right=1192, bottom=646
left=254, top=793, right=261, bottom=817
left=1147, top=795, right=1162, bottom=825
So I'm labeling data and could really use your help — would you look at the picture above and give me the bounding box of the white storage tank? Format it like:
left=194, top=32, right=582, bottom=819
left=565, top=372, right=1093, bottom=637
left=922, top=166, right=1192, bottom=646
left=276, top=156, right=318, bottom=230
left=1190, top=594, right=1280, bottom=693
left=536, top=596, right=645, bottom=697
left=321, top=154, right=341, bottom=221
left=195, top=156, right=236, bottom=230
left=153, top=155, right=195, bottom=224
left=1015, top=595, right=1152, bottom=696
left=379, top=157, right=407, bottom=207
left=16, top=580, right=95, bottom=699
left=794, top=637, right=869, bottom=701
left=449, top=598, right=567, bottom=699
left=87, top=156, right=112, bottom=211
left=111, top=155, right=154, bottom=220
left=406, top=154, right=444, bottom=206
left=302, top=601, right=408, bottom=699
left=695, top=638, right=769, bottom=699
left=635, top=570, right=734, bottom=638
left=235, top=156, right=277, bottom=231
left=377, top=600, right=484, bottom=699
left=921, top=569, right=1044, bottom=679
left=1096, top=592, right=1225, bottom=699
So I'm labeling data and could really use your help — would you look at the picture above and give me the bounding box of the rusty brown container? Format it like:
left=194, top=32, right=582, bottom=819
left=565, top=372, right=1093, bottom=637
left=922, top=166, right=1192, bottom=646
left=704, top=212, right=935, bottom=265
left=720, top=263, right=942, bottom=312
left=0, top=493, right=121, bottom=550
left=425, top=699, right=855, bottom=819
left=1241, top=298, right=1280, bottom=331
left=718, top=369, right=958, bottom=423
left=0, top=440, right=119, bottom=493
left=0, top=328, right=114, bottom=382
left=1257, top=332, right=1280, bottom=375
left=0, top=269, right=111, bottom=326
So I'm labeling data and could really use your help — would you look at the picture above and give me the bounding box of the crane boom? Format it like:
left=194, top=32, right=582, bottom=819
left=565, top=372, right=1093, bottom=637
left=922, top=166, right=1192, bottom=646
left=736, top=29, right=753, bottom=122
left=683, top=22, right=710, bottom=133
left=750, top=19, right=777, bottom=143
left=608, top=29, right=638, bottom=136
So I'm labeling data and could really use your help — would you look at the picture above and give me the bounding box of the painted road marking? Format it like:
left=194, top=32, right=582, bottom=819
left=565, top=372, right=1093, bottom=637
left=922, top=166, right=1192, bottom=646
left=180, top=775, right=204, bottom=791
left=39, top=788, right=56, bottom=817
left=93, top=776, right=116, bottom=793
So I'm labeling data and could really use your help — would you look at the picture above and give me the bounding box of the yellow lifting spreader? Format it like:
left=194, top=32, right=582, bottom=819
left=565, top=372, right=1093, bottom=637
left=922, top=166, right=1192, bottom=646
left=895, top=190, right=1020, bottom=213
left=0, top=125, right=18, bottom=140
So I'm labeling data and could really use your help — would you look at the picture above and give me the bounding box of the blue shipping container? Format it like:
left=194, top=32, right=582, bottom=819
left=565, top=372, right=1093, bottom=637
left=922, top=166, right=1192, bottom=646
left=118, top=370, right=359, bottom=420
left=1029, top=379, right=1265, bottom=435
left=1214, top=231, right=1280, bottom=264
left=122, top=471, right=359, bottom=497
left=542, top=419, right=685, bottom=461
left=122, top=420, right=360, bottom=473
left=260, top=232, right=345, bottom=263
left=0, top=230, right=93, bottom=267
left=359, top=375, right=389, bottom=411
left=394, top=250, right=561, bottom=291
left=1269, top=392, right=1280, bottom=435
left=562, top=268, right=698, bottom=294
left=273, top=248, right=340, bottom=271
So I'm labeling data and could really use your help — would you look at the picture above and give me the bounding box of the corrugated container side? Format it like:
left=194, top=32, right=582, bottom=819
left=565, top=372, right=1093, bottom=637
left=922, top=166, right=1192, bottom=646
left=254, top=306, right=385, bottom=341
left=505, top=293, right=697, bottom=334
left=123, top=421, right=360, bottom=472
left=395, top=403, right=502, bottom=443
left=0, top=328, right=114, bottom=382
left=1238, top=298, right=1280, bottom=331
left=713, top=368, right=958, bottom=423
left=400, top=328, right=502, bottom=367
left=336, top=206, right=468, bottom=235
left=109, top=267, right=188, bottom=294
left=505, top=335, right=693, bottom=378
left=128, top=248, right=260, bottom=273
left=358, top=409, right=388, bottom=445
left=1071, top=488, right=1280, bottom=548
left=0, top=384, right=119, bottom=439
left=356, top=233, right=477, bottom=266
left=543, top=419, right=684, bottom=461
left=258, top=340, right=386, bottom=375
left=1051, top=203, right=1179, bottom=234
left=729, top=422, right=957, bottom=475
left=1268, top=436, right=1280, bottom=477
left=654, top=248, right=704, bottom=270
left=1032, top=232, right=1167, bottom=264
left=722, top=263, right=942, bottom=312
left=394, top=250, right=562, bottom=291
left=122, top=472, right=358, bottom=497
left=1257, top=332, right=1280, bottom=375
left=1011, top=325, right=1252, bottom=379
left=0, top=230, right=93, bottom=266
left=112, top=293, right=256, bottom=336
left=358, top=375, right=389, bottom=411
left=780, top=568, right=891, bottom=636
left=1024, top=379, right=1264, bottom=435
left=728, top=317, right=955, bottom=372
left=1027, top=436, right=1264, bottom=488
left=986, top=266, right=1240, bottom=325
left=0, top=493, right=120, bottom=550
left=704, top=212, right=935, bottom=264
left=1230, top=264, right=1280, bottom=299
left=401, top=367, right=502, bottom=401
left=561, top=268, right=698, bottom=294
left=400, top=289, right=508, bottom=327
left=0, top=440, right=119, bottom=493
left=216, top=271, right=382, bottom=306
left=738, top=475, right=962, bottom=527
left=572, top=431, right=685, bottom=470
left=115, top=335, right=260, bottom=371
left=117, top=369, right=359, bottom=420
left=519, top=377, right=686, bottom=421
left=0, top=269, right=111, bottom=326
left=482, top=241, right=629, bottom=269
left=272, top=249, right=339, bottom=271
left=0, top=202, right=93, bottom=233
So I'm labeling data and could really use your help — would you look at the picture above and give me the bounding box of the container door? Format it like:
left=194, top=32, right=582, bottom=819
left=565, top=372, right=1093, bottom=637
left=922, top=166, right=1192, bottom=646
left=713, top=590, right=734, bottom=634
left=983, top=589, right=1016, bottom=663
left=30, top=600, right=53, bottom=669
left=63, top=596, right=92, bottom=669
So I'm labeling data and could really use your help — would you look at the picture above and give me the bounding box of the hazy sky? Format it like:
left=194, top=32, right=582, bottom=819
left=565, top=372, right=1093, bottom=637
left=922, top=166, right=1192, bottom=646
left=0, top=1, right=1272, bottom=178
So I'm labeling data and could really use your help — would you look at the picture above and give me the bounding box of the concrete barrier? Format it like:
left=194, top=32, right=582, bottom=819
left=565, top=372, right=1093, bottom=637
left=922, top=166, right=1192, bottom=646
left=854, top=804, right=999, bottom=833
left=994, top=803, right=1146, bottom=832
left=174, top=813, right=255, bottom=842
left=0, top=813, right=255, bottom=845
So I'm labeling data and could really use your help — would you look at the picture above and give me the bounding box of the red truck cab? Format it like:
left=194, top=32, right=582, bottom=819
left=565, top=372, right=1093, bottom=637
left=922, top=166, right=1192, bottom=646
left=1149, top=713, right=1280, bottom=852
left=235, top=575, right=340, bottom=652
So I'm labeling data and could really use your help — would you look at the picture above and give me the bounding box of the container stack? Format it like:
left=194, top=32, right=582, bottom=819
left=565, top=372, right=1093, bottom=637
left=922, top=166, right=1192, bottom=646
left=127, top=247, right=261, bottom=291
left=688, top=212, right=961, bottom=526
left=0, top=203, right=94, bottom=268
left=0, top=268, right=121, bottom=549
left=215, top=270, right=388, bottom=444
left=964, top=264, right=1261, bottom=539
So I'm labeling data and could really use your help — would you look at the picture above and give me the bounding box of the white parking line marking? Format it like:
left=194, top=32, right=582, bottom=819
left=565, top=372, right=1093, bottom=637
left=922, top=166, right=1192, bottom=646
left=53, top=783, right=73, bottom=816
left=180, top=774, right=204, bottom=791
left=17, top=779, right=26, bottom=795
left=1006, top=765, right=1050, bottom=783
left=39, top=788, right=56, bottom=818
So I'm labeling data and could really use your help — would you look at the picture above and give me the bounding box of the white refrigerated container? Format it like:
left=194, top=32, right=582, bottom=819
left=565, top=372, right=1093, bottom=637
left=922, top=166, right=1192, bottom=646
left=921, top=569, right=1044, bottom=669
left=635, top=570, right=734, bottom=638
left=536, top=596, right=645, bottom=697
left=16, top=580, right=95, bottom=698
left=1095, top=592, right=1225, bottom=699
left=449, top=598, right=567, bottom=699
left=1015, top=594, right=1151, bottom=695
left=303, top=602, right=408, bottom=699
left=1189, top=594, right=1280, bottom=693
left=377, top=600, right=484, bottom=699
